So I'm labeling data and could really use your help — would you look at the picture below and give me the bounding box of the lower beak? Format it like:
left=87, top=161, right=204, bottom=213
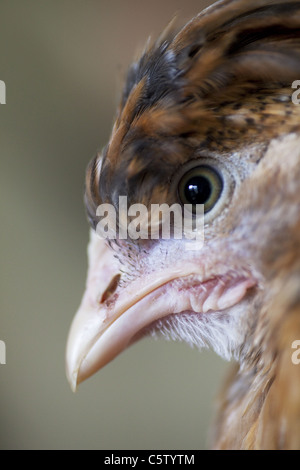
left=66, top=231, right=256, bottom=392
left=65, top=231, right=198, bottom=391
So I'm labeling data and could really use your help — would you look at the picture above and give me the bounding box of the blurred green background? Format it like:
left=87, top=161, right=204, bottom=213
left=0, top=0, right=227, bottom=450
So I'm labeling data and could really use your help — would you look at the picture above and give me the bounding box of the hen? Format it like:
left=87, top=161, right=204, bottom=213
left=66, top=0, right=300, bottom=450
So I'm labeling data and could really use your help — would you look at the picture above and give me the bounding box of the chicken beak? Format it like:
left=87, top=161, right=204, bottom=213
left=65, top=230, right=196, bottom=392
left=65, top=230, right=121, bottom=391
left=66, top=229, right=256, bottom=392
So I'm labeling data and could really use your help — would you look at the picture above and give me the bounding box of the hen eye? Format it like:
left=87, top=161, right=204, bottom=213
left=178, top=165, right=223, bottom=214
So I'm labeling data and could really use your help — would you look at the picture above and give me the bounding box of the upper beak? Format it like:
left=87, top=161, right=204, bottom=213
left=65, top=231, right=201, bottom=391
left=65, top=230, right=256, bottom=392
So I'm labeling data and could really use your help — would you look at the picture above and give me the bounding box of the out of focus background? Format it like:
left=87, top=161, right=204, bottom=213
left=0, top=0, right=228, bottom=450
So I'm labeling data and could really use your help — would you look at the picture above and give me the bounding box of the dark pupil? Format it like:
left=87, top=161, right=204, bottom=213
left=184, top=176, right=212, bottom=205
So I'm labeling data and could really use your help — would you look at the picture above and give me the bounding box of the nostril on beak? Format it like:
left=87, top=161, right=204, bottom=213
left=100, top=274, right=121, bottom=303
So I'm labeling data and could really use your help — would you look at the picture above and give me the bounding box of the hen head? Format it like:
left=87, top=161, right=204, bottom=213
left=66, top=0, right=300, bottom=449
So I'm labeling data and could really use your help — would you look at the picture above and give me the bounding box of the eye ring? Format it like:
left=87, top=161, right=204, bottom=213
left=178, top=165, right=223, bottom=214
left=173, top=157, right=235, bottom=224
